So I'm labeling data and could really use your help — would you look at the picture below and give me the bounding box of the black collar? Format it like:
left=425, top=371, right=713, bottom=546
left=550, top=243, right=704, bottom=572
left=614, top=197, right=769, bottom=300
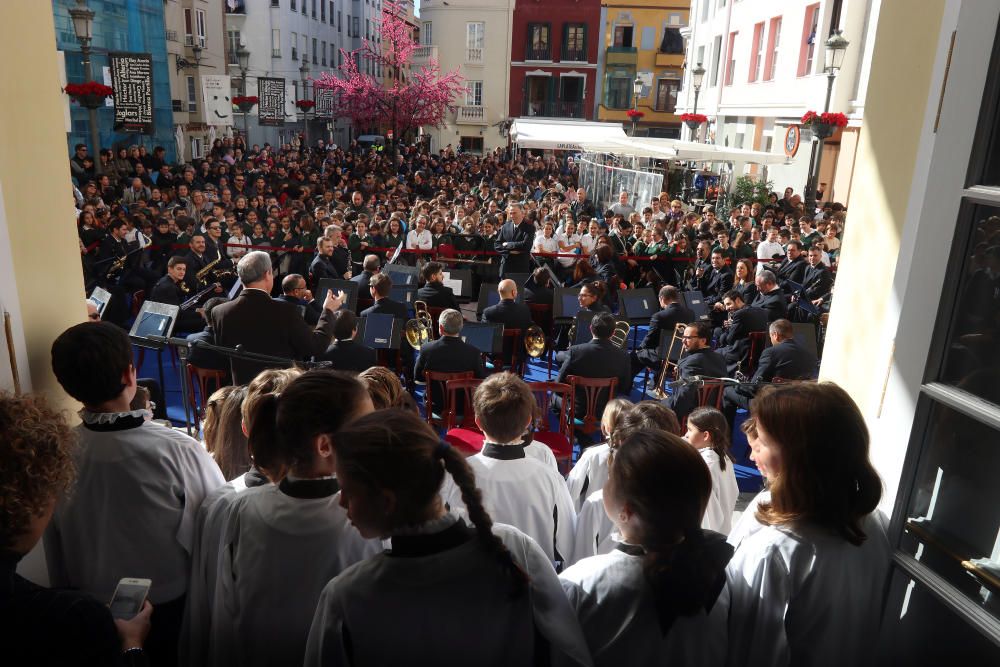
left=278, top=476, right=340, bottom=499
left=481, top=442, right=526, bottom=460
left=388, top=519, right=474, bottom=557
left=82, top=414, right=145, bottom=432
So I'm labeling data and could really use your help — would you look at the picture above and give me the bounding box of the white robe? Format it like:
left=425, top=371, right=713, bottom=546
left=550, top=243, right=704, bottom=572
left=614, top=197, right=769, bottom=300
left=443, top=450, right=576, bottom=567
left=526, top=438, right=559, bottom=471
left=699, top=449, right=739, bottom=535
left=304, top=522, right=593, bottom=667
left=726, top=500, right=891, bottom=667
left=569, top=489, right=616, bottom=566
left=210, top=482, right=381, bottom=667
left=565, top=443, right=610, bottom=512
left=560, top=549, right=729, bottom=667
left=44, top=417, right=225, bottom=604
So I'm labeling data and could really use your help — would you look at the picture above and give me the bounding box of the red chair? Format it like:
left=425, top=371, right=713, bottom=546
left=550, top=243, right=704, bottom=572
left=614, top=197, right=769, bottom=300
left=743, top=331, right=768, bottom=376
left=567, top=375, right=618, bottom=440
left=426, top=306, right=446, bottom=338
left=186, top=363, right=229, bottom=431
left=423, top=370, right=474, bottom=430
left=696, top=379, right=727, bottom=410
left=489, top=328, right=524, bottom=376
left=443, top=378, right=485, bottom=456
left=528, top=382, right=574, bottom=474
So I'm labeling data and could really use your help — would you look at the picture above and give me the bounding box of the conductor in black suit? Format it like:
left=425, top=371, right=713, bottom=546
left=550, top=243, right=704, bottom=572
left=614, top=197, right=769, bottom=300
left=211, top=251, right=343, bottom=384
left=318, top=310, right=377, bottom=373
left=664, top=321, right=728, bottom=423
left=751, top=270, right=788, bottom=323
left=715, top=290, right=770, bottom=375
left=495, top=202, right=535, bottom=278
left=416, top=261, right=460, bottom=310
left=630, top=285, right=694, bottom=379
left=414, top=309, right=486, bottom=408
left=557, top=312, right=633, bottom=436
left=722, top=318, right=818, bottom=425
left=699, top=250, right=735, bottom=309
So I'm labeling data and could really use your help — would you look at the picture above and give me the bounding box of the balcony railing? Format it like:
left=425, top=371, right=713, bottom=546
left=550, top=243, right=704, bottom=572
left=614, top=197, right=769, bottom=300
left=561, top=48, right=586, bottom=62
left=272, top=48, right=282, bottom=58
left=412, top=45, right=437, bottom=62
left=606, top=46, right=637, bottom=65
left=521, top=99, right=586, bottom=119
left=456, top=105, right=487, bottom=124
left=525, top=47, right=551, bottom=61
left=466, top=47, right=483, bottom=63
left=165, top=29, right=178, bottom=42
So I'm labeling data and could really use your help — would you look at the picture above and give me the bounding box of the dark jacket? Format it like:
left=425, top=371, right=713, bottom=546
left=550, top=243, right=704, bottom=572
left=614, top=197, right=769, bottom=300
left=318, top=338, right=377, bottom=373
left=665, top=346, right=728, bottom=421
left=495, top=221, right=535, bottom=276
left=752, top=338, right=818, bottom=384
left=275, top=294, right=321, bottom=325
left=801, top=263, right=834, bottom=301
left=361, top=297, right=409, bottom=321
left=186, top=326, right=230, bottom=372
left=775, top=256, right=808, bottom=289
left=639, top=302, right=695, bottom=353
left=310, top=254, right=342, bottom=284
left=481, top=298, right=533, bottom=331
left=351, top=270, right=376, bottom=294
left=556, top=338, right=632, bottom=419
left=523, top=276, right=554, bottom=305
left=751, top=288, right=788, bottom=323
left=210, top=288, right=335, bottom=384
left=417, top=281, right=460, bottom=310
left=699, top=266, right=734, bottom=305
left=414, top=335, right=487, bottom=408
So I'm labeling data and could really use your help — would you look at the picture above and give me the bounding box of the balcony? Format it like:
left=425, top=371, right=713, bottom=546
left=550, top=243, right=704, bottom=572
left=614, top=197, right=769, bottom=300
left=456, top=105, right=487, bottom=125
left=466, top=47, right=483, bottom=63
left=655, top=51, right=684, bottom=68
left=561, top=48, right=586, bottom=62
left=525, top=47, right=551, bottom=61
left=412, top=45, right=437, bottom=63
left=521, top=98, right=586, bottom=120
left=606, top=46, right=637, bottom=66
left=165, top=30, right=178, bottom=42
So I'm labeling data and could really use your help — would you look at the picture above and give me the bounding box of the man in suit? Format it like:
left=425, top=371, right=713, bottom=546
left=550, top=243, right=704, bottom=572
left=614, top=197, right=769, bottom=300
left=362, top=272, right=413, bottom=368
left=276, top=273, right=322, bottom=325
left=699, top=249, right=735, bottom=309
left=414, top=309, right=486, bottom=409
left=495, top=202, right=535, bottom=278
left=751, top=270, right=788, bottom=323
left=351, top=254, right=380, bottom=295
left=523, top=267, right=554, bottom=305
left=571, top=188, right=597, bottom=220
left=715, top=290, right=770, bottom=375
left=557, top=312, right=633, bottom=441
left=722, top=318, right=818, bottom=425
left=318, top=310, right=377, bottom=373
left=482, top=278, right=534, bottom=369
left=630, top=285, right=694, bottom=380
left=417, top=261, right=460, bottom=310
left=150, top=256, right=205, bottom=332
left=310, top=236, right=344, bottom=284
left=800, top=246, right=834, bottom=302
left=211, top=251, right=343, bottom=383
left=774, top=240, right=808, bottom=291
left=663, top=321, right=728, bottom=423
left=183, top=233, right=215, bottom=291
left=186, top=296, right=230, bottom=372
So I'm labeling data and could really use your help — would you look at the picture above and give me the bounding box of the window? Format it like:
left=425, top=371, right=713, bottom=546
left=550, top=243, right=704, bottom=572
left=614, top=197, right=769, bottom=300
left=799, top=3, right=820, bottom=76
left=725, top=31, right=737, bottom=86
left=321, top=0, right=325, bottom=22
left=563, top=23, right=586, bottom=61
left=321, top=41, right=327, bottom=65
left=709, top=34, right=722, bottom=86
left=291, top=32, right=298, bottom=60
left=655, top=78, right=679, bottom=112
left=271, top=0, right=280, bottom=7
left=291, top=0, right=296, bottom=10
left=701, top=0, right=710, bottom=23
left=749, top=22, right=764, bottom=82
left=526, top=23, right=550, bottom=60
left=312, top=0, right=317, bottom=19
left=227, top=30, right=241, bottom=65
left=313, top=38, right=318, bottom=63
left=302, top=0, right=307, bottom=14
left=353, top=17, right=359, bottom=38
left=605, top=74, right=631, bottom=109
left=272, top=29, right=281, bottom=58
left=660, top=26, right=684, bottom=54
left=764, top=17, right=781, bottom=81
left=186, top=76, right=197, bottom=112
left=293, top=81, right=299, bottom=100
left=330, top=2, right=334, bottom=24
left=184, top=8, right=193, bottom=46
left=467, top=22, right=485, bottom=62
left=422, top=21, right=432, bottom=45
left=460, top=136, right=484, bottom=153
left=302, top=34, right=308, bottom=62
left=613, top=25, right=633, bottom=47
left=366, top=19, right=371, bottom=40
left=338, top=11, right=342, bottom=32
left=465, top=80, right=483, bottom=106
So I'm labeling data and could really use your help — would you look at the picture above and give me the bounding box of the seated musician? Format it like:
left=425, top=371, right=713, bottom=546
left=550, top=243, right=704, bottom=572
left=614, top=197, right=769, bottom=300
left=351, top=254, right=381, bottom=294
left=186, top=296, right=230, bottom=372
left=310, top=236, right=344, bottom=284
left=276, top=273, right=322, bottom=325
left=318, top=310, right=376, bottom=373
left=700, top=249, right=735, bottom=319
left=751, top=269, right=788, bottom=323
left=183, top=233, right=213, bottom=291
left=714, top=290, right=770, bottom=376
left=150, top=255, right=207, bottom=332
left=793, top=246, right=835, bottom=322
left=482, top=278, right=534, bottom=369
left=416, top=261, right=460, bottom=310
left=413, top=309, right=486, bottom=408
left=722, top=318, right=819, bottom=425
left=775, top=240, right=808, bottom=292
left=662, top=321, right=727, bottom=423
left=362, top=272, right=412, bottom=366
left=523, top=267, right=554, bottom=305
left=629, top=285, right=694, bottom=381
left=555, top=279, right=612, bottom=353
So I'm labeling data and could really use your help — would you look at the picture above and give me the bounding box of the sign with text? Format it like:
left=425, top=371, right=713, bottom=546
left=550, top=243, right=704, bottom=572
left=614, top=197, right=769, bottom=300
left=201, top=75, right=233, bottom=126
left=257, top=77, right=285, bottom=126
left=314, top=88, right=334, bottom=118
left=109, top=52, right=154, bottom=134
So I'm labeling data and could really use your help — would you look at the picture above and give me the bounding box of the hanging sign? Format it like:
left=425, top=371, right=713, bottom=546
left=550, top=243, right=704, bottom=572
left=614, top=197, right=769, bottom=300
left=109, top=52, right=154, bottom=134
left=258, top=77, right=286, bottom=126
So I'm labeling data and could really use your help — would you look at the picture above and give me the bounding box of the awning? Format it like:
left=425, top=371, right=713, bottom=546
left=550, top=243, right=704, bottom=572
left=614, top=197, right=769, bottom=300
left=576, top=136, right=789, bottom=165
left=511, top=118, right=629, bottom=151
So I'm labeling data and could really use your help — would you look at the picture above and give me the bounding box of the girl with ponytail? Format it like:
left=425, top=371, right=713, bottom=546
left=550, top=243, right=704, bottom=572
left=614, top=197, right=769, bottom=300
left=685, top=407, right=739, bottom=534
left=304, top=409, right=592, bottom=667
left=209, top=370, right=379, bottom=667
left=560, top=427, right=733, bottom=666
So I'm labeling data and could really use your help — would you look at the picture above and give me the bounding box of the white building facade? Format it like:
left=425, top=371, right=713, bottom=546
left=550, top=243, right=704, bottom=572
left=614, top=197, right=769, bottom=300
left=414, top=0, right=515, bottom=154
left=678, top=0, right=879, bottom=205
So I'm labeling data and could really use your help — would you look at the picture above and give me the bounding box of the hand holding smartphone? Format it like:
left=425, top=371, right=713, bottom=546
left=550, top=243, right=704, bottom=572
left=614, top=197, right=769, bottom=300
left=109, top=577, right=151, bottom=620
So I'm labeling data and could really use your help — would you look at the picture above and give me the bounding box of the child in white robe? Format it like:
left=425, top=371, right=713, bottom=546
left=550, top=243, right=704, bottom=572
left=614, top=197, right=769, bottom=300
left=304, top=409, right=592, bottom=667
left=560, top=427, right=733, bottom=667
left=565, top=398, right=633, bottom=512
left=685, top=407, right=740, bottom=535
left=725, top=383, right=890, bottom=667
left=208, top=370, right=380, bottom=667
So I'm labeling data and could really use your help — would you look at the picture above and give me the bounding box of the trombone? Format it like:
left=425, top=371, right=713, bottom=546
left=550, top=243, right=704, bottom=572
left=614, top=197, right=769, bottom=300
left=404, top=300, right=435, bottom=349
left=655, top=323, right=689, bottom=397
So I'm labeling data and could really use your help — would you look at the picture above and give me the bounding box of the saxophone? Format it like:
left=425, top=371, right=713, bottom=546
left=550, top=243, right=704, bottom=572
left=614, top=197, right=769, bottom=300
left=195, top=256, right=221, bottom=284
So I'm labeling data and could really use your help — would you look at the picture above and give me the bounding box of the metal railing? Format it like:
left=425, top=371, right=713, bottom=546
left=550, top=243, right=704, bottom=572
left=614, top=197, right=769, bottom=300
left=413, top=45, right=437, bottom=60
left=165, top=30, right=178, bottom=42
left=466, top=47, right=483, bottom=62
left=525, top=47, right=551, bottom=61
left=561, top=48, right=585, bottom=62
left=272, top=48, right=282, bottom=58
left=521, top=99, right=585, bottom=119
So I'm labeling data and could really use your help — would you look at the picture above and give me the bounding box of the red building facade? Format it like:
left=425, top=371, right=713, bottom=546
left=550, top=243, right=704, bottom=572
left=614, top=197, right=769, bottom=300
left=509, top=0, right=602, bottom=121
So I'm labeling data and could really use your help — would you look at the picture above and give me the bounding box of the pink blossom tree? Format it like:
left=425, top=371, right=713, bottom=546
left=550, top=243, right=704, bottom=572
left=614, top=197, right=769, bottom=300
left=313, top=1, right=464, bottom=142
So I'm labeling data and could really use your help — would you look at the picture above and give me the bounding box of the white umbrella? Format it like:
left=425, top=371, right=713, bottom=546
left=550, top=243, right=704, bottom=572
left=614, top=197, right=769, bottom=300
left=175, top=125, right=186, bottom=164
left=208, top=125, right=217, bottom=150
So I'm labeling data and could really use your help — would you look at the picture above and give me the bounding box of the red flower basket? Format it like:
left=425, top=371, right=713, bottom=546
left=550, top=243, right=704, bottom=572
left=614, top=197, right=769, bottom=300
left=680, top=113, right=708, bottom=124
left=64, top=82, right=114, bottom=109
left=232, top=95, right=259, bottom=106
left=295, top=99, right=315, bottom=111
left=626, top=109, right=645, bottom=120
left=801, top=110, right=849, bottom=127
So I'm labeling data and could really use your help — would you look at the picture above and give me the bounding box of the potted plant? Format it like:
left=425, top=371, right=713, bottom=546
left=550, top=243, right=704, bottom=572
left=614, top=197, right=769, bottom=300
left=680, top=112, right=708, bottom=130
left=625, top=109, right=645, bottom=121
left=295, top=99, right=315, bottom=112
left=232, top=95, right=259, bottom=113
left=801, top=110, right=848, bottom=139
left=64, top=82, right=114, bottom=109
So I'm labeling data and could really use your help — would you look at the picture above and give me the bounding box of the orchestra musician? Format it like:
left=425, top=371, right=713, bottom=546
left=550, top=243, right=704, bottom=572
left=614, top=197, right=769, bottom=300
left=150, top=256, right=208, bottom=332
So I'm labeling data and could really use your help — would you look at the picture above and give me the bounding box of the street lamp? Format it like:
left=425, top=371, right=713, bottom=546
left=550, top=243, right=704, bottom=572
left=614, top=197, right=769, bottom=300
left=630, top=76, right=643, bottom=136
left=805, top=30, right=850, bottom=213
left=237, top=46, right=250, bottom=147
left=690, top=62, right=706, bottom=141
left=299, top=60, right=310, bottom=149
left=69, top=0, right=102, bottom=175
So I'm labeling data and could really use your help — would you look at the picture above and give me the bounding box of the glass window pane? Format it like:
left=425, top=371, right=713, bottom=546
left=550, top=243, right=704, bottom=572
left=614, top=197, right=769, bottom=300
left=937, top=203, right=1000, bottom=402
left=900, top=398, right=1000, bottom=623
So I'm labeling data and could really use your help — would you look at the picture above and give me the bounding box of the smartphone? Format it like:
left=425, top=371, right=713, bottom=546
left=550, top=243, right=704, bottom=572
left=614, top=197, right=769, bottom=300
left=109, top=577, right=151, bottom=620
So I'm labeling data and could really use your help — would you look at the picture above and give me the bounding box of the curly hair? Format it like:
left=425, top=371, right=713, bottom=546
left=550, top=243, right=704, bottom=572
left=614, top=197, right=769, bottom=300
left=358, top=366, right=405, bottom=410
left=0, top=393, right=77, bottom=548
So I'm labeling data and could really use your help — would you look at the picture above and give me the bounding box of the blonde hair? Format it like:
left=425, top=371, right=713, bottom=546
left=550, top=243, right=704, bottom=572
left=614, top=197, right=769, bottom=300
left=600, top=398, right=634, bottom=438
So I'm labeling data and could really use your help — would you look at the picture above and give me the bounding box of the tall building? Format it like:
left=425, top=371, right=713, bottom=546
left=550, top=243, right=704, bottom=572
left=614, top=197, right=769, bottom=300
left=595, top=0, right=690, bottom=138
left=678, top=0, right=876, bottom=203
left=508, top=0, right=601, bottom=122
left=53, top=0, right=177, bottom=161
left=414, top=0, right=515, bottom=154
left=164, top=0, right=227, bottom=160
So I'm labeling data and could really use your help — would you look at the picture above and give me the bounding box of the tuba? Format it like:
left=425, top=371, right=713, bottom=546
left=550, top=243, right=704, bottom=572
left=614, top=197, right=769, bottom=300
left=404, top=300, right=434, bottom=349
left=524, top=324, right=546, bottom=358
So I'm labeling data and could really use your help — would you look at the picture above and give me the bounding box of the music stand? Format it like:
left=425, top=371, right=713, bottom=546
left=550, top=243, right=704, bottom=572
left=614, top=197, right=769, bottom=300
left=357, top=314, right=402, bottom=349
left=619, top=288, right=658, bottom=322
left=227, top=279, right=243, bottom=300
left=390, top=285, right=418, bottom=311
left=790, top=322, right=820, bottom=359
left=460, top=322, right=504, bottom=354
left=537, top=263, right=563, bottom=289
left=129, top=301, right=180, bottom=393
left=316, top=278, right=359, bottom=312
left=88, top=286, right=112, bottom=318
left=682, top=290, right=709, bottom=321
left=385, top=264, right=419, bottom=286
left=506, top=272, right=530, bottom=290
left=553, top=287, right=582, bottom=320
left=442, top=268, right=473, bottom=298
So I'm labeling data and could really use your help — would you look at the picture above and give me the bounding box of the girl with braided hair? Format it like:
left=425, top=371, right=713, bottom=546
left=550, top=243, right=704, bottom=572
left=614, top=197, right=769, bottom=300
left=304, top=409, right=592, bottom=667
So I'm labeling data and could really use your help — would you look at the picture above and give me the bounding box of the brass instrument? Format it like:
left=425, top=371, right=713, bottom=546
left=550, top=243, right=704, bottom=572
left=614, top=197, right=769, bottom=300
left=196, top=256, right=221, bottom=283
left=654, top=323, right=689, bottom=398
left=179, top=280, right=191, bottom=294
left=105, top=254, right=127, bottom=281
left=524, top=324, right=546, bottom=358
left=610, top=321, right=631, bottom=349
left=404, top=300, right=434, bottom=349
